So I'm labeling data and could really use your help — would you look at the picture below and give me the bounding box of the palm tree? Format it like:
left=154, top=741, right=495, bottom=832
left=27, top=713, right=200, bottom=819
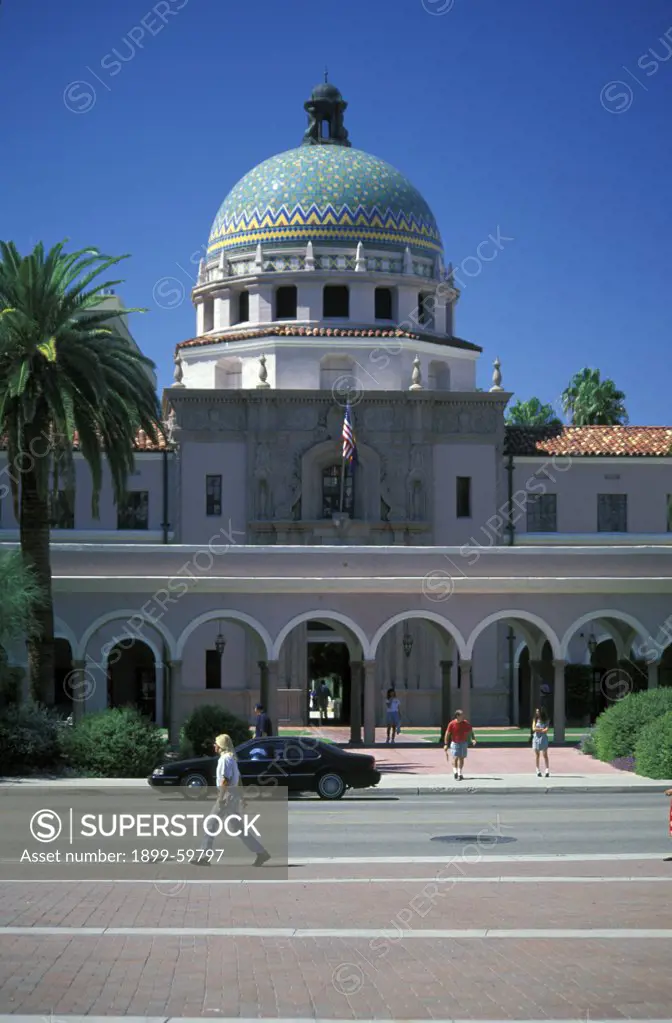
left=505, top=397, right=562, bottom=427
left=561, top=368, right=628, bottom=425
left=0, top=550, right=42, bottom=650
left=0, top=551, right=42, bottom=707
left=0, top=240, right=161, bottom=702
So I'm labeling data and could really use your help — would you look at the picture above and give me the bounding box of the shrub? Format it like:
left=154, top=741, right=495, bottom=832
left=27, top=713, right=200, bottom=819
left=61, top=707, right=167, bottom=777
left=594, top=688, right=672, bottom=763
left=579, top=728, right=596, bottom=756
left=182, top=704, right=251, bottom=756
left=0, top=702, right=64, bottom=775
left=634, top=711, right=672, bottom=779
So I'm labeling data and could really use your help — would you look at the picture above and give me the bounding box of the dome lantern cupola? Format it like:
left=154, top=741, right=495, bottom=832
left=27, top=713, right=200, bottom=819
left=302, top=72, right=351, bottom=148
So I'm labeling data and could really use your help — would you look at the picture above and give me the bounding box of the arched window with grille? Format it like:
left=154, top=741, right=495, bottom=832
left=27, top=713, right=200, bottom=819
left=322, top=464, right=353, bottom=518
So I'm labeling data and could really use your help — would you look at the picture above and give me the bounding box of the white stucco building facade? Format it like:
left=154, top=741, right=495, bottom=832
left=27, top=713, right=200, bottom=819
left=2, top=82, right=672, bottom=743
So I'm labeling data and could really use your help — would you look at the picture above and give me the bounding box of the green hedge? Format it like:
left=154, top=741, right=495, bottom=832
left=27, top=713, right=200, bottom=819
left=634, top=711, right=672, bottom=779
left=61, top=707, right=167, bottom=777
left=0, top=703, right=64, bottom=775
left=182, top=705, right=251, bottom=756
left=594, top=688, right=672, bottom=762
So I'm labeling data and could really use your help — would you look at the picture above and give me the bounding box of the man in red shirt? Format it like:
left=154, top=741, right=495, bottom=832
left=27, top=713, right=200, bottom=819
left=444, top=709, right=476, bottom=781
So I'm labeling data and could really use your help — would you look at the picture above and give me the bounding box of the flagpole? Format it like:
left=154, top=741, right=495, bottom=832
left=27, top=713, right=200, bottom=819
left=339, top=454, right=346, bottom=513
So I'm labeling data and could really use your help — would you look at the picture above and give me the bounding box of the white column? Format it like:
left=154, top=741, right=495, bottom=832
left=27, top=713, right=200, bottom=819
left=168, top=659, right=182, bottom=744
left=349, top=281, right=374, bottom=323
left=648, top=660, right=660, bottom=689
left=155, top=661, right=164, bottom=728
left=397, top=284, right=421, bottom=330
left=363, top=660, right=376, bottom=745
left=440, top=659, right=453, bottom=739
left=458, top=660, right=471, bottom=720
left=70, top=659, right=87, bottom=722
left=267, top=660, right=280, bottom=732
left=349, top=660, right=362, bottom=745
left=213, top=287, right=231, bottom=330
left=553, top=659, right=567, bottom=744
left=196, top=298, right=205, bottom=335
left=248, top=283, right=273, bottom=325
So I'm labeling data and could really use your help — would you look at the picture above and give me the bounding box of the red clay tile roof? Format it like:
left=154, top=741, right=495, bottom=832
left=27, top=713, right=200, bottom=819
left=505, top=425, right=672, bottom=457
left=176, top=325, right=481, bottom=352
left=0, top=429, right=168, bottom=452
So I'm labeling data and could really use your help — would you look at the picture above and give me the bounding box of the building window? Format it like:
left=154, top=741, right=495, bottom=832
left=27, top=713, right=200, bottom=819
left=322, top=464, right=353, bottom=517
left=117, top=491, right=149, bottom=530
left=456, top=477, right=471, bottom=518
left=667, top=495, right=672, bottom=532
left=205, top=649, right=221, bottom=689
left=598, top=493, right=627, bottom=532
left=275, top=285, right=297, bottom=319
left=49, top=491, right=74, bottom=529
left=375, top=287, right=393, bottom=320
left=527, top=494, right=557, bottom=532
left=236, top=290, right=249, bottom=323
left=206, top=475, right=222, bottom=516
left=323, top=285, right=349, bottom=318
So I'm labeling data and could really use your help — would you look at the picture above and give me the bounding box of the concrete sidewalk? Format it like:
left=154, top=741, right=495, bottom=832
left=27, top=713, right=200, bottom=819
left=376, top=772, right=672, bottom=794
left=1, top=747, right=670, bottom=794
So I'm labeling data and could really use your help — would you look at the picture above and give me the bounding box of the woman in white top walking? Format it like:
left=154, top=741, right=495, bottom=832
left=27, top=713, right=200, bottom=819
left=385, top=688, right=401, bottom=744
left=195, top=733, right=270, bottom=867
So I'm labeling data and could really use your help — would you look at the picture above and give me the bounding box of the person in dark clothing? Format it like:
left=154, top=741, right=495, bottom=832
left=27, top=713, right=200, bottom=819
left=254, top=704, right=273, bottom=737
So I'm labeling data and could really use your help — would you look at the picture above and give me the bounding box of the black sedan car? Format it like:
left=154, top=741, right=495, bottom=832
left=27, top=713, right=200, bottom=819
left=148, top=736, right=380, bottom=800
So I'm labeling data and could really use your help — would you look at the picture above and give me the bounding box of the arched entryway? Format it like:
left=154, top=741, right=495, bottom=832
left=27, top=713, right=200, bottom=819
left=561, top=611, right=651, bottom=726
left=79, top=610, right=176, bottom=725
left=174, top=610, right=273, bottom=742
left=517, top=640, right=554, bottom=726
left=370, top=611, right=466, bottom=735
left=466, top=611, right=561, bottom=731
left=306, top=621, right=352, bottom=725
left=107, top=639, right=156, bottom=719
left=273, top=611, right=368, bottom=741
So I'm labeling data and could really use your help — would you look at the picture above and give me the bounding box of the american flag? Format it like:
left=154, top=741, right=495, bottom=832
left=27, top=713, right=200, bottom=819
left=342, top=403, right=357, bottom=463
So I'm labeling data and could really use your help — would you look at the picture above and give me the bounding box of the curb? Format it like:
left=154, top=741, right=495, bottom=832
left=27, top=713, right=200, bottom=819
left=377, top=784, right=668, bottom=795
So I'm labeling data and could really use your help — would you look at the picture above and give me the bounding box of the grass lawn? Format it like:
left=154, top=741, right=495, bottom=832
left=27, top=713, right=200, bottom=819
left=413, top=727, right=586, bottom=743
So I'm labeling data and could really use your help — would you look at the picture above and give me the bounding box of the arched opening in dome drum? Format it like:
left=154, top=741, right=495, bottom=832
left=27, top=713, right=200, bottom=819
left=234, top=290, right=249, bottom=324
left=323, top=285, right=349, bottom=319
left=275, top=285, right=297, bottom=320
left=375, top=287, right=394, bottom=320
left=417, top=291, right=433, bottom=328
left=321, top=119, right=330, bottom=139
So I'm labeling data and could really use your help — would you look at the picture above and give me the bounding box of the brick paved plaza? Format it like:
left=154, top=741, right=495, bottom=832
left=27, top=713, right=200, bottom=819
left=0, top=854, right=670, bottom=1019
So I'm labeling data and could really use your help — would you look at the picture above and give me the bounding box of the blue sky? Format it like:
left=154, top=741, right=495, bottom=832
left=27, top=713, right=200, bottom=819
left=1, top=0, right=671, bottom=422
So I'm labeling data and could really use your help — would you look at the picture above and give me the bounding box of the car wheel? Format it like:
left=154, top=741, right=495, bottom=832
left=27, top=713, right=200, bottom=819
left=317, top=772, right=346, bottom=800
left=180, top=772, right=209, bottom=800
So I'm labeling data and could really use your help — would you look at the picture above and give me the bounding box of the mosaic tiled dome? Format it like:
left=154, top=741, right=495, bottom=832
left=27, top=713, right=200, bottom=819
left=206, top=145, right=443, bottom=259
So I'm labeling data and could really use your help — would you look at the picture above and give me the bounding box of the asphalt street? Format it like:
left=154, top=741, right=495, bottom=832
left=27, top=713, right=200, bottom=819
left=286, top=792, right=671, bottom=858
left=1, top=792, right=671, bottom=1020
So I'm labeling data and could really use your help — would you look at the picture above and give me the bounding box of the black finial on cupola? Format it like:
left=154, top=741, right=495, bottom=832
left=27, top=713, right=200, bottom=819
left=302, top=79, right=351, bottom=147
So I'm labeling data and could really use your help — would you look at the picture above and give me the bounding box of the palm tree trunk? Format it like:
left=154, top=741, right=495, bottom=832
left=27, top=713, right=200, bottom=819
left=19, top=423, right=54, bottom=705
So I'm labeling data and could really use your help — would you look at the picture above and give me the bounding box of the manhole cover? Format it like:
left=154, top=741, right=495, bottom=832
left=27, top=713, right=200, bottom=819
left=430, top=834, right=516, bottom=844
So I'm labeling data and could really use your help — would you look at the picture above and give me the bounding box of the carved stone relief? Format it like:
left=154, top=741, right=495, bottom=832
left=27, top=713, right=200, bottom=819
left=407, top=444, right=426, bottom=521
left=379, top=442, right=410, bottom=521
left=180, top=402, right=245, bottom=432
left=433, top=404, right=498, bottom=435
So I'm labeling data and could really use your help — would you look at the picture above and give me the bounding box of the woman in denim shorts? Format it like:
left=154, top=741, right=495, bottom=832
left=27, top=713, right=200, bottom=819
left=532, top=707, right=550, bottom=777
